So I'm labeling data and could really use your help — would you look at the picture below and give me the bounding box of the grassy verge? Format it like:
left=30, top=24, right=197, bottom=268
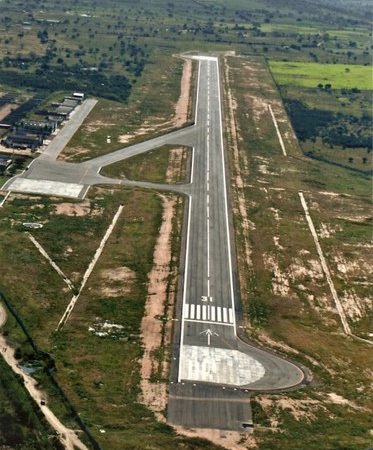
left=0, top=186, right=218, bottom=449
left=101, top=145, right=189, bottom=184
left=224, top=54, right=372, bottom=449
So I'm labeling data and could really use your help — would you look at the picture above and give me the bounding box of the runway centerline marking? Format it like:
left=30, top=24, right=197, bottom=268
left=178, top=57, right=238, bottom=383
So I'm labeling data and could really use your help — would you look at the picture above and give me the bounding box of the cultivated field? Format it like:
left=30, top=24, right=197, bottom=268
left=269, top=61, right=373, bottom=89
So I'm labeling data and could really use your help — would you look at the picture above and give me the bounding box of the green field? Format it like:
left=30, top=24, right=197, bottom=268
left=270, top=61, right=373, bottom=89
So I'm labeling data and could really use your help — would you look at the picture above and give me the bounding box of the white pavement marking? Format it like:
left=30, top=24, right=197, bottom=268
left=178, top=56, right=240, bottom=382
left=190, top=147, right=195, bottom=183
left=196, top=304, right=201, bottom=320
left=56, top=205, right=124, bottom=330
left=180, top=345, right=265, bottom=386
left=27, top=233, right=74, bottom=290
left=268, top=104, right=287, bottom=156
left=299, top=192, right=351, bottom=334
left=206, top=75, right=211, bottom=298
left=190, top=303, right=195, bottom=319
left=0, top=191, right=10, bottom=207
left=217, top=306, right=222, bottom=323
left=223, top=307, right=228, bottom=323
left=7, top=178, right=84, bottom=198
left=178, top=194, right=192, bottom=382
left=200, top=328, right=218, bottom=346
left=185, top=304, right=234, bottom=324
left=185, top=319, right=234, bottom=327
left=216, top=57, right=237, bottom=334
left=183, top=303, right=189, bottom=319
left=211, top=305, right=216, bottom=321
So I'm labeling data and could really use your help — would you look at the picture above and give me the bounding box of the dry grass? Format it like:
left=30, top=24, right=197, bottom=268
left=224, top=55, right=372, bottom=449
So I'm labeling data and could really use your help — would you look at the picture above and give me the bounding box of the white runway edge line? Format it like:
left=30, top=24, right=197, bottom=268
left=178, top=58, right=202, bottom=382
left=56, top=204, right=124, bottom=330
left=268, top=104, right=287, bottom=156
left=299, top=192, right=373, bottom=345
left=0, top=191, right=10, bottom=207
left=27, top=233, right=74, bottom=290
left=217, top=58, right=237, bottom=333
left=178, top=195, right=192, bottom=382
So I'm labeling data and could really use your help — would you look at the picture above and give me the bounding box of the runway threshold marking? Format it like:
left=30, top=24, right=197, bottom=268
left=184, top=319, right=234, bottom=327
left=184, top=303, right=234, bottom=324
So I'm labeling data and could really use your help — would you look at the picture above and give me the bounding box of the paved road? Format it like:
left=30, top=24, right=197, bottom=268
left=2, top=55, right=306, bottom=431
left=40, top=99, right=98, bottom=160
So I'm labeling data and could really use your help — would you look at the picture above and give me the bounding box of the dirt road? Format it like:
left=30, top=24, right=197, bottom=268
left=0, top=303, right=89, bottom=450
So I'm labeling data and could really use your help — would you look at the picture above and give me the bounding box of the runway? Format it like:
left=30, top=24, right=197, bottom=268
left=2, top=55, right=306, bottom=431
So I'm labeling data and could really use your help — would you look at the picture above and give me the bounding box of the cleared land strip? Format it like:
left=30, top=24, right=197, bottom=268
left=0, top=304, right=88, bottom=450
left=268, top=104, right=287, bottom=156
left=299, top=192, right=372, bottom=345
left=0, top=191, right=11, bottom=207
left=27, top=233, right=74, bottom=290
left=56, top=204, right=124, bottom=330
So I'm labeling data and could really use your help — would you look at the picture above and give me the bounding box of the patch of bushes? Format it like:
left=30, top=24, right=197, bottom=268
left=285, top=99, right=372, bottom=150
left=0, top=66, right=131, bottom=103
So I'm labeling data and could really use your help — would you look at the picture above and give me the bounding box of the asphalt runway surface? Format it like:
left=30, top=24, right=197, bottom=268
left=3, top=55, right=306, bottom=431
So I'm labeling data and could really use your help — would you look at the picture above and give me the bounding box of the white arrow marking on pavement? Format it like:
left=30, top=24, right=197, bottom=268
left=200, top=328, right=219, bottom=346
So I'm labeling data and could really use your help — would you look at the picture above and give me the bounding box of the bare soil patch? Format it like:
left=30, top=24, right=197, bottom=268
left=58, top=146, right=91, bottom=161
left=174, top=58, right=192, bottom=127
left=139, top=194, right=176, bottom=420
left=224, top=59, right=253, bottom=271
left=99, top=266, right=136, bottom=297
left=175, top=426, right=257, bottom=450
left=84, top=120, right=115, bottom=133
left=54, top=199, right=91, bottom=216
left=118, top=125, right=166, bottom=144
left=0, top=103, right=17, bottom=121
left=257, top=395, right=327, bottom=423
left=166, top=147, right=188, bottom=183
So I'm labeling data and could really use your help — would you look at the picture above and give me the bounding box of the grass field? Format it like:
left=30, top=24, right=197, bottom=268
left=269, top=61, right=373, bottom=89
left=61, top=53, right=194, bottom=162
left=0, top=187, right=219, bottom=449
left=0, top=0, right=372, bottom=447
left=261, top=23, right=370, bottom=46
left=101, top=145, right=189, bottom=184
left=224, top=54, right=372, bottom=449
